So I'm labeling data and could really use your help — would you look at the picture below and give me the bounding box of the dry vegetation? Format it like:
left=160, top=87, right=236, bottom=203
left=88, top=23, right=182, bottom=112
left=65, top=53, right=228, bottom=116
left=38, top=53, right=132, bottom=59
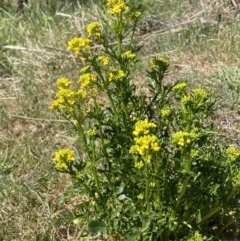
left=1, top=0, right=240, bottom=240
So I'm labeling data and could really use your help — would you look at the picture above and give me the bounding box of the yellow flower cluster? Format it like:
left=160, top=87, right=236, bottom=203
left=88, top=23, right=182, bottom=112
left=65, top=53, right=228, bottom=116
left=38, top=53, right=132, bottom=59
left=98, top=56, right=110, bottom=66
left=122, top=50, right=135, bottom=60
left=226, top=147, right=240, bottom=162
left=50, top=88, right=75, bottom=111
left=173, top=131, right=198, bottom=147
left=78, top=73, right=97, bottom=87
left=161, top=106, right=171, bottom=118
left=53, top=148, right=75, bottom=170
left=132, top=119, right=156, bottom=136
left=87, top=22, right=101, bottom=37
left=87, top=129, right=96, bottom=137
left=130, top=119, right=160, bottom=163
left=187, top=232, right=206, bottom=241
left=108, top=69, right=126, bottom=82
left=50, top=77, right=87, bottom=112
left=107, top=0, right=129, bottom=15
left=181, top=95, right=191, bottom=105
left=150, top=56, right=169, bottom=68
left=130, top=135, right=160, bottom=156
left=67, top=37, right=92, bottom=56
left=129, top=11, right=141, bottom=21
left=135, top=161, right=144, bottom=169
left=172, top=82, right=187, bottom=92
left=190, top=149, right=199, bottom=158
left=193, top=88, right=208, bottom=100
left=57, top=77, right=71, bottom=89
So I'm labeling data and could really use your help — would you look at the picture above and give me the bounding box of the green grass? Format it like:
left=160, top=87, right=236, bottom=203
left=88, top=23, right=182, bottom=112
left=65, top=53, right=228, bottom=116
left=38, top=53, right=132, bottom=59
left=1, top=0, right=240, bottom=240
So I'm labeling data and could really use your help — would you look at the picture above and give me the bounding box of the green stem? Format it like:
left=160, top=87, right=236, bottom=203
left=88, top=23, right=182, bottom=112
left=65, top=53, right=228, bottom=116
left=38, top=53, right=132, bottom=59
left=227, top=189, right=236, bottom=202
left=176, top=178, right=190, bottom=210
left=93, top=98, right=111, bottom=170
left=129, top=20, right=137, bottom=47
left=92, top=165, right=100, bottom=192
left=93, top=66, right=118, bottom=118
left=200, top=205, right=221, bottom=223
left=89, top=136, right=100, bottom=193
left=61, top=99, right=90, bottom=155
left=145, top=163, right=150, bottom=213
left=175, top=158, right=192, bottom=210
left=220, top=218, right=237, bottom=233
left=117, top=14, right=123, bottom=56
left=170, top=155, right=191, bottom=228
left=153, top=158, right=162, bottom=217
left=121, top=101, right=130, bottom=120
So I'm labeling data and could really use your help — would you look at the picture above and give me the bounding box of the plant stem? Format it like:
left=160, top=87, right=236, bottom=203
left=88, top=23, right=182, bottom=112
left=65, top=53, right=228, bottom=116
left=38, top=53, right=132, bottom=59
left=93, top=98, right=111, bottom=169
left=153, top=158, right=162, bottom=218
left=200, top=205, right=221, bottom=223
left=107, top=90, right=118, bottom=117
left=121, top=101, right=130, bottom=120
left=227, top=189, right=236, bottom=201
left=175, top=157, right=192, bottom=211
left=220, top=218, right=237, bottom=233
left=145, top=163, right=150, bottom=213
left=92, top=165, right=100, bottom=192
left=116, top=13, right=123, bottom=57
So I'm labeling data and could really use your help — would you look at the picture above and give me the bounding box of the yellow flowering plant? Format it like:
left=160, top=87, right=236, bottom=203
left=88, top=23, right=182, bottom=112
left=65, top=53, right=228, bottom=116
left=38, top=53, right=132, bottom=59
left=51, top=1, right=240, bottom=240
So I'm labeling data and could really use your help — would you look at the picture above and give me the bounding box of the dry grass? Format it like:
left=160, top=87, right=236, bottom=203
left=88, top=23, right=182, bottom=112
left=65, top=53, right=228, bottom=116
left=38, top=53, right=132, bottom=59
left=1, top=0, right=240, bottom=240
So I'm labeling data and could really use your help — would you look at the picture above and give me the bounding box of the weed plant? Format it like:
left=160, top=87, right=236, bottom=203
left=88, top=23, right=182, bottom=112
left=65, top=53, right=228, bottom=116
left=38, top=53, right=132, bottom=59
left=51, top=0, right=240, bottom=240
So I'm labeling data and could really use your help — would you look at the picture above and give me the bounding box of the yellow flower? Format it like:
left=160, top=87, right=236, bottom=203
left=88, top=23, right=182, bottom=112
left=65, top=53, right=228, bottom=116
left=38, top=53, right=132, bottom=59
left=98, top=56, right=110, bottom=65
left=78, top=73, right=97, bottom=87
left=137, top=193, right=144, bottom=200
left=172, top=131, right=198, bottom=147
left=53, top=148, right=75, bottom=170
left=67, top=37, right=92, bottom=56
left=129, top=11, right=141, bottom=21
left=181, top=95, right=191, bottom=105
left=161, top=106, right=171, bottom=117
left=107, top=0, right=129, bottom=15
left=76, top=89, right=87, bottom=101
left=133, top=119, right=156, bottom=136
left=50, top=88, right=76, bottom=111
left=108, top=69, right=126, bottom=82
left=151, top=56, right=169, bottom=68
left=135, top=161, right=144, bottom=169
left=122, top=50, right=135, bottom=60
left=190, top=149, right=199, bottom=158
left=172, top=82, right=187, bottom=92
left=226, top=147, right=240, bottom=162
left=131, top=134, right=160, bottom=156
left=146, top=154, right=152, bottom=163
left=87, top=129, right=96, bottom=137
left=57, top=77, right=71, bottom=89
left=187, top=232, right=206, bottom=241
left=87, top=22, right=101, bottom=37
left=193, top=88, right=208, bottom=100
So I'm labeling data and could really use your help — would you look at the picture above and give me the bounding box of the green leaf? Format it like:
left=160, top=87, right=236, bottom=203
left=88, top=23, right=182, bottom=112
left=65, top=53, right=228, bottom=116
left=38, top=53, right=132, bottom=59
left=197, top=209, right=202, bottom=223
left=118, top=194, right=126, bottom=200
left=88, top=220, right=106, bottom=233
